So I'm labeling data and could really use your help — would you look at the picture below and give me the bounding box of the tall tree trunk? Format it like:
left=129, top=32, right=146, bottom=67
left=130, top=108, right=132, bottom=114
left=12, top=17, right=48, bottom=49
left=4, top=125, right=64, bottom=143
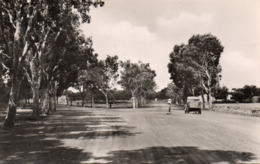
left=81, top=94, right=85, bottom=107
left=105, top=94, right=109, bottom=109
left=47, top=94, right=52, bottom=114
left=66, top=94, right=69, bottom=106
left=53, top=81, right=58, bottom=111
left=47, top=82, right=55, bottom=114
left=201, top=94, right=205, bottom=109
left=207, top=75, right=213, bottom=109
left=208, top=89, right=213, bottom=109
left=101, top=90, right=109, bottom=109
left=50, top=94, right=55, bottom=112
left=30, top=58, right=40, bottom=120
left=132, top=97, right=136, bottom=109
left=132, top=97, right=135, bottom=109
left=41, top=88, right=49, bottom=114
left=31, top=86, right=40, bottom=120
left=91, top=95, right=95, bottom=108
left=3, top=17, right=23, bottom=129
left=131, top=91, right=136, bottom=109
left=3, top=74, right=21, bottom=129
left=53, top=94, right=56, bottom=111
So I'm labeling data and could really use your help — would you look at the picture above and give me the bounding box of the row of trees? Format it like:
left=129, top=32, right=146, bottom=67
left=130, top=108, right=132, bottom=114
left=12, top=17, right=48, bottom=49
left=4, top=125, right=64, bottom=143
left=157, top=83, right=260, bottom=104
left=231, top=85, right=260, bottom=103
left=157, top=84, right=229, bottom=103
left=0, top=0, right=105, bottom=129
left=65, top=89, right=132, bottom=106
left=167, top=33, right=224, bottom=108
left=119, top=61, right=156, bottom=108
left=0, top=1, right=157, bottom=129
left=72, top=59, right=157, bottom=109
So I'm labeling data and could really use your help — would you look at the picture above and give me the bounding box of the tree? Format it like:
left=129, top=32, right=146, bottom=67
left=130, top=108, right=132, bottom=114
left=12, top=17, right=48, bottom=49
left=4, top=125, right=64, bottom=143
left=0, top=0, right=104, bottom=129
left=242, top=85, right=257, bottom=100
left=231, top=85, right=258, bottom=102
left=256, top=88, right=260, bottom=97
left=168, top=34, right=224, bottom=109
left=119, top=60, right=156, bottom=108
left=231, top=88, right=244, bottom=103
left=85, top=55, right=119, bottom=108
left=168, top=44, right=202, bottom=104
left=166, top=83, right=183, bottom=104
left=112, top=89, right=132, bottom=100
left=213, top=86, right=229, bottom=101
left=156, top=87, right=168, bottom=100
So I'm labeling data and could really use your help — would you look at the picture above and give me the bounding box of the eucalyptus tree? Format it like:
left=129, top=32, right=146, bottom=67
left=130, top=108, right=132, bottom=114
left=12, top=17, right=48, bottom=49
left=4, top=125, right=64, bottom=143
left=85, top=55, right=119, bottom=109
left=0, top=0, right=104, bottom=129
left=119, top=61, right=156, bottom=108
left=166, top=83, right=183, bottom=104
left=168, top=34, right=224, bottom=109
left=213, top=86, right=229, bottom=101
left=231, top=85, right=258, bottom=102
left=168, top=44, right=201, bottom=103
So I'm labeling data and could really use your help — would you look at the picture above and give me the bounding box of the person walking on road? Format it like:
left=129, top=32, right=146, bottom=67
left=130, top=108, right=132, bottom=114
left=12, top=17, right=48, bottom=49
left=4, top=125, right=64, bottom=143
left=168, top=98, right=172, bottom=113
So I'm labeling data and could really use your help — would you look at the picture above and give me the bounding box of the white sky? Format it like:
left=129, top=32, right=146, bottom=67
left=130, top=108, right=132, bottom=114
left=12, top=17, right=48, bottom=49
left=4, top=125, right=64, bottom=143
left=81, top=0, right=260, bottom=91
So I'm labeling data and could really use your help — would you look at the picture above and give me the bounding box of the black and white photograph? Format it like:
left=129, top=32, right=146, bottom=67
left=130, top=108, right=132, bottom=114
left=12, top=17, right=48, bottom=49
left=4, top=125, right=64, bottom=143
left=0, top=0, right=260, bottom=163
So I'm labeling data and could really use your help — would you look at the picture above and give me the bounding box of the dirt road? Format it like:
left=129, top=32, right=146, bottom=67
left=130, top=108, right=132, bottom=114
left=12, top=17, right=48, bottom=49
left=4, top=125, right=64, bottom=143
left=1, top=104, right=260, bottom=163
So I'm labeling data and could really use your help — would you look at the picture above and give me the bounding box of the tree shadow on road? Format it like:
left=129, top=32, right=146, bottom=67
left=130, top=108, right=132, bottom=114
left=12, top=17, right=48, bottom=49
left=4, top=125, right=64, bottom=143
left=0, top=106, right=139, bottom=163
left=96, top=146, right=256, bottom=164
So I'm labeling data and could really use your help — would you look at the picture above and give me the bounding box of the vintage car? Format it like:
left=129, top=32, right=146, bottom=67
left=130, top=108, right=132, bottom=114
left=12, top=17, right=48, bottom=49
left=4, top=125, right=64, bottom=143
left=185, top=96, right=202, bottom=114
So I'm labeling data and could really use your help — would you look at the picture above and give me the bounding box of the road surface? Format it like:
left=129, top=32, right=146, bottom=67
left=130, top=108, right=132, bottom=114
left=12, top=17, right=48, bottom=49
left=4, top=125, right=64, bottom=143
left=0, top=103, right=260, bottom=163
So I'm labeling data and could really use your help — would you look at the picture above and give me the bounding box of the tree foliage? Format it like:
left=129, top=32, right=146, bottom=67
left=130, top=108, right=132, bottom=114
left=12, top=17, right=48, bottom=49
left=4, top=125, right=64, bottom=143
left=0, top=0, right=104, bottom=128
left=168, top=33, right=224, bottom=108
left=119, top=60, right=156, bottom=108
left=213, top=86, right=229, bottom=100
left=166, top=83, right=183, bottom=104
left=231, top=85, right=258, bottom=102
left=80, top=55, right=119, bottom=108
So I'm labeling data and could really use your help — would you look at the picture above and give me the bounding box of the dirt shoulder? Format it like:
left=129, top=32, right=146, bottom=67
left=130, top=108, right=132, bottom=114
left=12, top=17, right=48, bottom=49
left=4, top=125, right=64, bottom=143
left=212, top=103, right=260, bottom=117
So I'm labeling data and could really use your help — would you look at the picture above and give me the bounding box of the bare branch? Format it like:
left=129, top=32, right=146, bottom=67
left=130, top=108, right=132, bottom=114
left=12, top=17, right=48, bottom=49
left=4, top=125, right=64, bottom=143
left=190, top=60, right=206, bottom=72
left=41, top=28, right=62, bottom=58
left=52, top=59, right=63, bottom=73
left=0, top=8, right=12, bottom=55
left=18, top=41, right=32, bottom=68
left=39, top=27, right=51, bottom=54
left=23, top=67, right=33, bottom=88
left=1, top=6, right=16, bottom=29
left=1, top=62, right=9, bottom=70
left=54, top=28, right=62, bottom=42
left=0, top=50, right=11, bottom=59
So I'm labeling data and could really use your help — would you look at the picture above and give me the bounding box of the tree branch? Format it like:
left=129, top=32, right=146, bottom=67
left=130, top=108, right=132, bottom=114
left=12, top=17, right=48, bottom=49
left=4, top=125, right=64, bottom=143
left=1, top=6, right=16, bottom=29
left=23, top=67, right=33, bottom=88
left=0, top=7, right=12, bottom=55
left=38, top=27, right=51, bottom=57
left=1, top=62, right=9, bottom=70
left=0, top=50, right=11, bottom=59
left=18, top=41, right=32, bottom=68
left=190, top=60, right=206, bottom=72
left=52, top=58, right=63, bottom=73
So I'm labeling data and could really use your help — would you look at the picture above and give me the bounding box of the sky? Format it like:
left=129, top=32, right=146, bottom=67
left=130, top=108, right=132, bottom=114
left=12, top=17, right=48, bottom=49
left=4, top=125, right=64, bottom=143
left=81, top=0, right=260, bottom=91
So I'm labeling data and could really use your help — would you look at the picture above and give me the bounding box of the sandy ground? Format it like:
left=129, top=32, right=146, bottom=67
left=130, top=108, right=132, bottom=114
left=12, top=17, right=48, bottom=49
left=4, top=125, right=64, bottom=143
left=0, top=103, right=260, bottom=164
left=213, top=103, right=260, bottom=116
